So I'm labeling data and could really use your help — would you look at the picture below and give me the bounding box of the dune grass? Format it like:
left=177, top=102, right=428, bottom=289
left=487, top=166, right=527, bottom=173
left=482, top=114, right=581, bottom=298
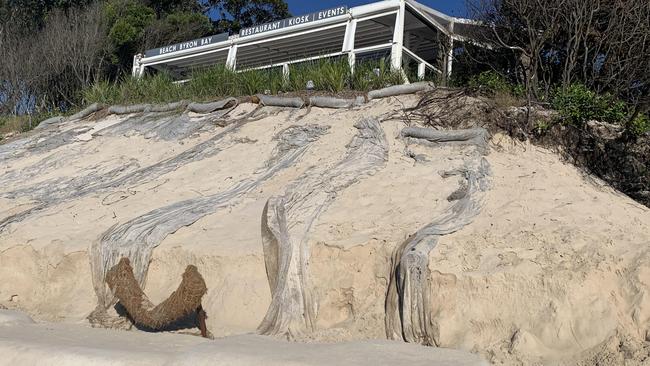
left=0, top=58, right=407, bottom=136
left=0, top=111, right=65, bottom=137
left=82, top=58, right=406, bottom=106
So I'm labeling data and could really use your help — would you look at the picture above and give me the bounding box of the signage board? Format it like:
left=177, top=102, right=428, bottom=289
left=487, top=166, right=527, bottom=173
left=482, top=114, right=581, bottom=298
left=239, top=6, right=348, bottom=38
left=144, top=33, right=230, bottom=58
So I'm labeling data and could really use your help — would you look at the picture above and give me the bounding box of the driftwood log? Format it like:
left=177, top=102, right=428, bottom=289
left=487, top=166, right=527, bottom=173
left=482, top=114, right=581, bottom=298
left=105, top=257, right=209, bottom=337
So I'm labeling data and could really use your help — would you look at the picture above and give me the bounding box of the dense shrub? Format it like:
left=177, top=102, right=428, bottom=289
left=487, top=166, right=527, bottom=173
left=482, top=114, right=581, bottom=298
left=142, top=11, right=213, bottom=51
left=468, top=70, right=513, bottom=95
left=551, top=84, right=629, bottom=126
left=628, top=114, right=650, bottom=137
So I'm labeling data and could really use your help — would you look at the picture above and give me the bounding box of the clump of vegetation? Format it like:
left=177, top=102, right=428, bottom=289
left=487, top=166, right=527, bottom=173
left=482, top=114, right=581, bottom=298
left=468, top=70, right=513, bottom=96
left=353, top=58, right=405, bottom=91
left=464, top=72, right=648, bottom=138
left=466, top=70, right=525, bottom=108
left=0, top=0, right=292, bottom=121
left=551, top=84, right=627, bottom=126
left=547, top=84, right=649, bottom=137
left=628, top=114, right=650, bottom=137
left=0, top=112, right=65, bottom=137
left=81, top=57, right=405, bottom=106
left=287, top=58, right=351, bottom=93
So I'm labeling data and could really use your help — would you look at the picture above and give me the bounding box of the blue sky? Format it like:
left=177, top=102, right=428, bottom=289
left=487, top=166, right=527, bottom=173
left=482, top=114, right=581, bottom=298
left=286, top=1, right=468, bottom=17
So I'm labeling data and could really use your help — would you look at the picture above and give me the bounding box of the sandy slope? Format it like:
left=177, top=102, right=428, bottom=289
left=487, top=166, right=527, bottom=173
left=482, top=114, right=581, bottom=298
left=0, top=95, right=648, bottom=365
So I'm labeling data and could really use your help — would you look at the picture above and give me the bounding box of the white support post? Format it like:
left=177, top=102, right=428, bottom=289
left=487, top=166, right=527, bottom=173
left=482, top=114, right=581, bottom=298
left=226, top=44, right=238, bottom=71
left=444, top=38, right=454, bottom=84
left=391, top=0, right=405, bottom=72
left=348, top=52, right=357, bottom=74
left=132, top=54, right=143, bottom=78
left=343, top=18, right=357, bottom=74
left=282, top=63, right=290, bottom=83
left=417, top=62, right=426, bottom=80
left=442, top=20, right=454, bottom=85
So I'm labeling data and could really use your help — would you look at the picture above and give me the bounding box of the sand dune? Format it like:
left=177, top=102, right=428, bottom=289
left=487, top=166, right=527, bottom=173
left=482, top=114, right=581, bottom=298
left=0, top=95, right=648, bottom=365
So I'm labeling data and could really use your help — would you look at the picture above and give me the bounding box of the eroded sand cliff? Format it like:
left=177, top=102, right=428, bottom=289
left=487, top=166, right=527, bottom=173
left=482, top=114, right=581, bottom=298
left=0, top=94, right=648, bottom=365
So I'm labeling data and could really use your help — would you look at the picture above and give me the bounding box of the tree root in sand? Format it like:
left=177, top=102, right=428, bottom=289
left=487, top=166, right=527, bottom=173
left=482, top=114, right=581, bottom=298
left=90, top=124, right=329, bottom=320
left=386, top=128, right=491, bottom=346
left=258, top=117, right=388, bottom=338
left=100, top=257, right=209, bottom=338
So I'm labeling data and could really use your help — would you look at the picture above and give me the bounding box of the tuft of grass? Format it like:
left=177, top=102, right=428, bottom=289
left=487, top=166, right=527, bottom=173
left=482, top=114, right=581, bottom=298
left=186, top=64, right=239, bottom=98
left=0, top=110, right=66, bottom=136
left=351, top=58, right=403, bottom=91
left=628, top=113, right=650, bottom=137
left=239, top=67, right=285, bottom=95
left=0, top=115, right=26, bottom=137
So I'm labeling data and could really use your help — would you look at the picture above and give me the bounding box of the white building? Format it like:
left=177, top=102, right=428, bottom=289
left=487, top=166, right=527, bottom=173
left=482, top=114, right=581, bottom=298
left=132, top=0, right=481, bottom=83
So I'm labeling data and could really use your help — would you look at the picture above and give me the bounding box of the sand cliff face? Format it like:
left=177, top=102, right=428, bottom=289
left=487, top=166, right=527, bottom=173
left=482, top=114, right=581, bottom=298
left=0, top=96, right=648, bottom=365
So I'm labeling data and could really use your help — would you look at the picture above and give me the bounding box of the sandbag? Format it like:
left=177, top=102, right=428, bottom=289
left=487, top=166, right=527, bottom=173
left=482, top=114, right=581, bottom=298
left=186, top=98, right=238, bottom=114
left=108, top=104, right=152, bottom=115
left=309, top=96, right=365, bottom=109
left=149, top=101, right=188, bottom=113
left=368, top=82, right=434, bottom=100
left=68, top=103, right=104, bottom=120
left=402, top=127, right=489, bottom=155
left=258, top=118, right=388, bottom=338
left=34, top=116, right=65, bottom=130
left=256, top=95, right=305, bottom=108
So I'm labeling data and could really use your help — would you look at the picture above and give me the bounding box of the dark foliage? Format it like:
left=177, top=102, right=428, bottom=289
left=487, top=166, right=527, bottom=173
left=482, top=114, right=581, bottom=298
left=208, top=0, right=290, bottom=34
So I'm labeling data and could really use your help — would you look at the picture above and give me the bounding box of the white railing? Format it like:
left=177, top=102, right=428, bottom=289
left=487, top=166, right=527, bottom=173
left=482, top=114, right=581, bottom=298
left=403, top=47, right=442, bottom=78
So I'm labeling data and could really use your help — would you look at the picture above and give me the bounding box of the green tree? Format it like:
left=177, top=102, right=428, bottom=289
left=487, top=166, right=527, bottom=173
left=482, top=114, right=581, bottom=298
left=143, top=11, right=213, bottom=51
left=143, top=0, right=204, bottom=19
left=104, top=0, right=156, bottom=74
left=0, top=0, right=93, bottom=31
left=208, top=0, right=290, bottom=34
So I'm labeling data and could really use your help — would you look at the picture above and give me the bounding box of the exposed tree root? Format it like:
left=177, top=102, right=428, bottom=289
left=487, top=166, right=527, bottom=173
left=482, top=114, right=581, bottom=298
left=90, top=124, right=329, bottom=320
left=258, top=117, right=388, bottom=338
left=386, top=128, right=491, bottom=346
